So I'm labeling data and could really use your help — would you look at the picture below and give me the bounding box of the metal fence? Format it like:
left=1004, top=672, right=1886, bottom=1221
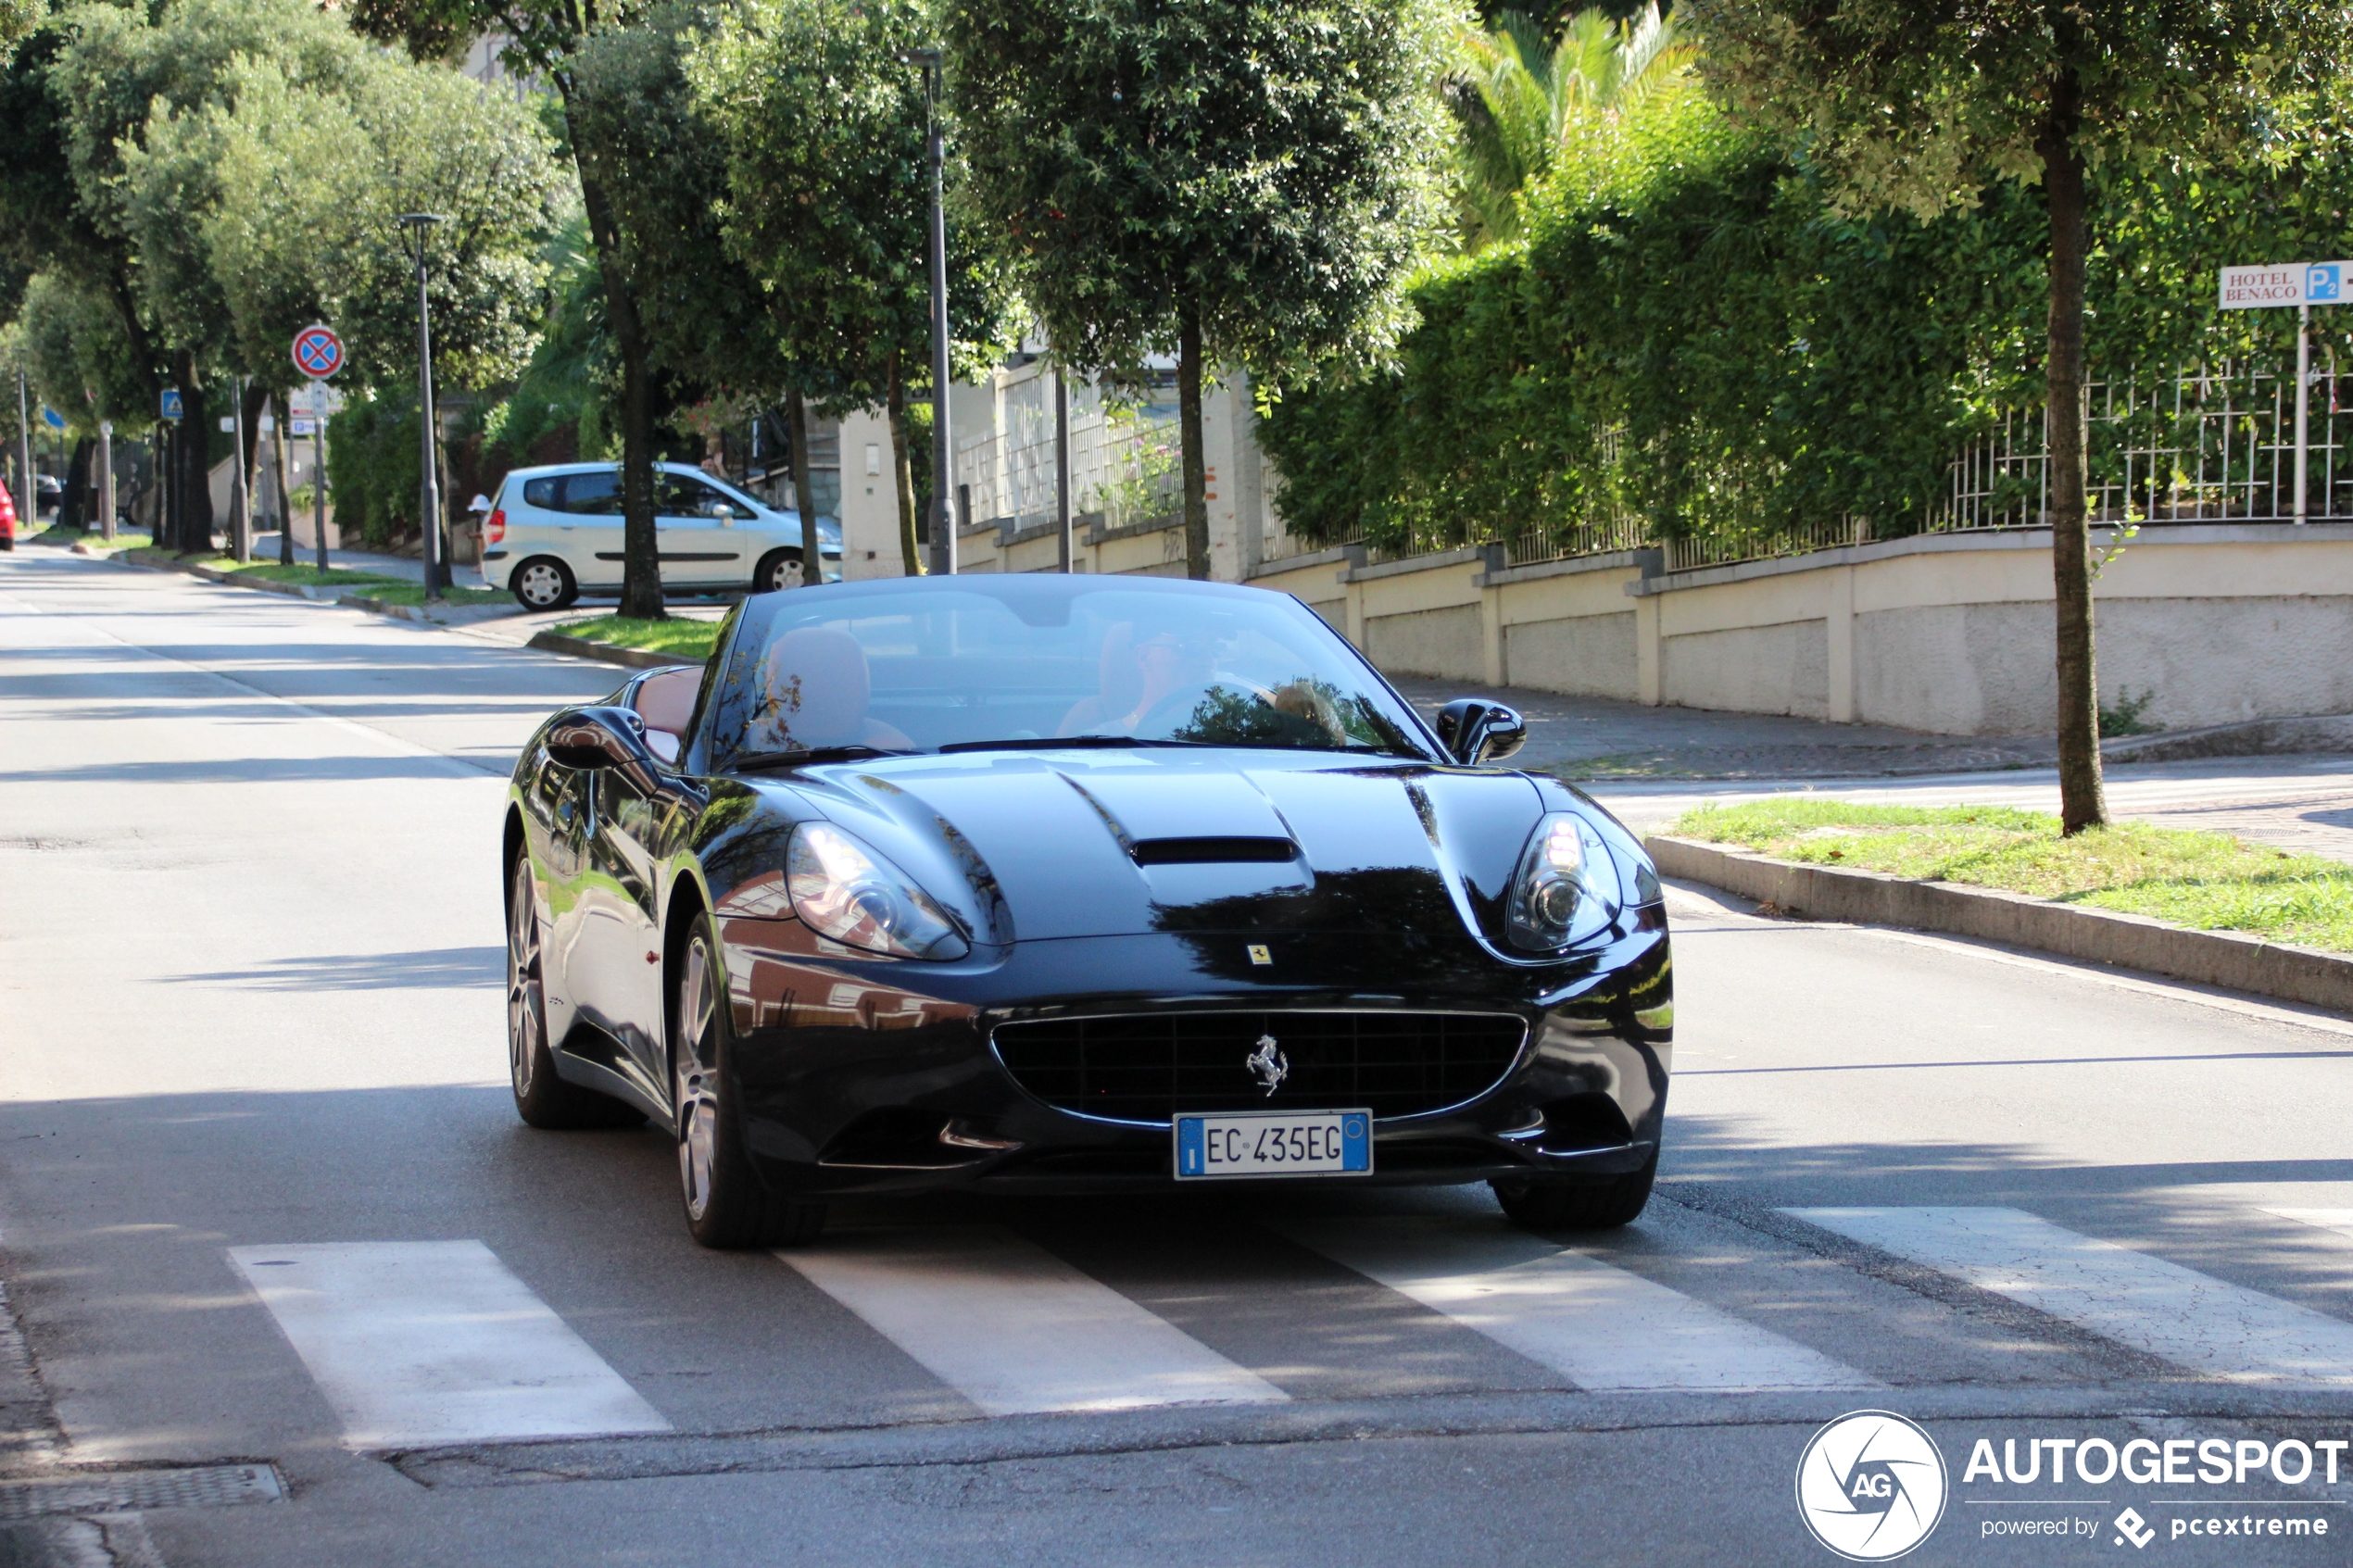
left=1930, top=357, right=2353, bottom=533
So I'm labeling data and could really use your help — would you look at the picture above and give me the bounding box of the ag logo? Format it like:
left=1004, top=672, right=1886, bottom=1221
left=1795, top=1411, right=1948, bottom=1562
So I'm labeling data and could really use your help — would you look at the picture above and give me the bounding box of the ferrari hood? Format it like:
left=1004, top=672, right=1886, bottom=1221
left=783, top=749, right=1546, bottom=943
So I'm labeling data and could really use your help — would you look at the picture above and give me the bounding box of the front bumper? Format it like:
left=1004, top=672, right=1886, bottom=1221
left=718, top=917, right=1672, bottom=1197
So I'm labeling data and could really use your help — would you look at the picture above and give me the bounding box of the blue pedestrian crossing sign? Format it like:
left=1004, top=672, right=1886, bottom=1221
left=160, top=388, right=184, bottom=421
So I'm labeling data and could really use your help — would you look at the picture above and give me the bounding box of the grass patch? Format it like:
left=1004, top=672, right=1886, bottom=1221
left=220, top=560, right=401, bottom=587
left=27, top=525, right=152, bottom=553
left=553, top=615, right=721, bottom=659
left=1667, top=798, right=2353, bottom=954
left=348, top=582, right=510, bottom=608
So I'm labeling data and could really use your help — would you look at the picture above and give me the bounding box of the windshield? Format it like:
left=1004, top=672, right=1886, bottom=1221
left=704, top=578, right=1435, bottom=765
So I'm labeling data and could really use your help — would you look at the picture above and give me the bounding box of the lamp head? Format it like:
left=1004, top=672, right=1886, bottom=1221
left=895, top=45, right=941, bottom=67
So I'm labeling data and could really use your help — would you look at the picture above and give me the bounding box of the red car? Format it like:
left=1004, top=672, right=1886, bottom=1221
left=0, top=479, right=15, bottom=550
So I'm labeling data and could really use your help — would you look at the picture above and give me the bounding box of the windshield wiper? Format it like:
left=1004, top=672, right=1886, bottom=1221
left=937, top=735, right=1212, bottom=754
left=730, top=745, right=915, bottom=772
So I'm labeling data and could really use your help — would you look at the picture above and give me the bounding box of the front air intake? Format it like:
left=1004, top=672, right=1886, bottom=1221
left=992, top=1010, right=1528, bottom=1125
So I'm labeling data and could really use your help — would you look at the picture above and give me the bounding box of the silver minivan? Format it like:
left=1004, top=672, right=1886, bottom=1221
left=482, top=461, right=844, bottom=609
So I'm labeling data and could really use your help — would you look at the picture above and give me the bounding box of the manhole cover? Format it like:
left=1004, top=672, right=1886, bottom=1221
left=0, top=1464, right=284, bottom=1521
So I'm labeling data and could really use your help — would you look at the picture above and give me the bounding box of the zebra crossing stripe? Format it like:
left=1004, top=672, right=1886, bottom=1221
left=1287, top=1217, right=1873, bottom=1392
left=229, top=1241, right=670, bottom=1449
left=1791, top=1207, right=2353, bottom=1385
left=779, top=1226, right=1288, bottom=1416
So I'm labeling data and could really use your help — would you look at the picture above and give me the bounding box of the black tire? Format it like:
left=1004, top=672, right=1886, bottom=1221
left=512, top=556, right=578, bottom=610
left=508, top=858, right=638, bottom=1129
left=1491, top=1146, right=1659, bottom=1232
left=672, top=913, right=826, bottom=1249
left=752, top=548, right=805, bottom=594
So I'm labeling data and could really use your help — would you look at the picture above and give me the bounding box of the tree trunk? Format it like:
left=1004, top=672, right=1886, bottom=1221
left=274, top=391, right=296, bottom=568
left=573, top=144, right=664, bottom=621
left=1177, top=301, right=1209, bottom=580
left=175, top=355, right=213, bottom=555
left=236, top=380, right=268, bottom=564
left=2038, top=69, right=2108, bottom=834
left=887, top=351, right=922, bottom=576
left=57, top=436, right=91, bottom=531
left=786, top=388, right=818, bottom=586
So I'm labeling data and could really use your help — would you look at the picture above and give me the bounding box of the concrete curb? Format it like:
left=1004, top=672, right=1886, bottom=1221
left=2101, top=714, right=2353, bottom=764
left=1644, top=834, right=2353, bottom=1014
left=524, top=631, right=699, bottom=669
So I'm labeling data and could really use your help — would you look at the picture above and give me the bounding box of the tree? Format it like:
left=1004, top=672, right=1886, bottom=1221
left=1449, top=3, right=1695, bottom=250
left=1686, top=0, right=2350, bottom=834
left=191, top=49, right=562, bottom=548
left=568, top=6, right=814, bottom=567
left=44, top=0, right=372, bottom=550
left=690, top=0, right=1012, bottom=576
left=949, top=0, right=1456, bottom=578
left=349, top=0, right=705, bottom=618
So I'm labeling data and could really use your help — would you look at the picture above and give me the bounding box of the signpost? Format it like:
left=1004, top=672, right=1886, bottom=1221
left=291, top=325, right=344, bottom=575
left=2218, top=261, right=2351, bottom=522
left=159, top=389, right=183, bottom=551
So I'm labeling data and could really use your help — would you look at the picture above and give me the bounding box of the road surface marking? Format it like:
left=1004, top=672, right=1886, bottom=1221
left=229, top=1240, right=670, bottom=1449
left=1791, top=1207, right=2353, bottom=1385
left=780, top=1226, right=1287, bottom=1416
left=1286, top=1217, right=1871, bottom=1392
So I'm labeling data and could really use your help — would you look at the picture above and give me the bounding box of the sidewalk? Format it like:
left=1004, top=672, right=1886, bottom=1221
left=1382, top=676, right=2053, bottom=779
left=1380, top=675, right=2353, bottom=865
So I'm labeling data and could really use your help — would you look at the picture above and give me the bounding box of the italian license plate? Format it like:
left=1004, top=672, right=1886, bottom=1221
left=1173, top=1109, right=1373, bottom=1180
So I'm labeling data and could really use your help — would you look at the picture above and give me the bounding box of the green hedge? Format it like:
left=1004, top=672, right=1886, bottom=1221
left=326, top=393, right=423, bottom=549
left=1262, top=89, right=2353, bottom=556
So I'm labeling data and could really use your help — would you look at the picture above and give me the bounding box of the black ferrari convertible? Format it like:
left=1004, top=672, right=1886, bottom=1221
left=503, top=574, right=1671, bottom=1248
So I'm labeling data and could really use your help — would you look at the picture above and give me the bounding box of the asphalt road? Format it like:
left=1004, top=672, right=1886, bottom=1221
left=6, top=550, right=2353, bottom=1567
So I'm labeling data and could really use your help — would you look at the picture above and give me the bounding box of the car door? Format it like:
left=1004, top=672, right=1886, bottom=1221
left=576, top=763, right=673, bottom=1107
left=553, top=468, right=625, bottom=586
left=653, top=470, right=748, bottom=585
left=524, top=751, right=597, bottom=1038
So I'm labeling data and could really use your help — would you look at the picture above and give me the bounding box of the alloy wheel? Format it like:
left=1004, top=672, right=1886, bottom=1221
left=674, top=936, right=722, bottom=1223
left=765, top=556, right=805, bottom=592
left=506, top=860, right=544, bottom=1099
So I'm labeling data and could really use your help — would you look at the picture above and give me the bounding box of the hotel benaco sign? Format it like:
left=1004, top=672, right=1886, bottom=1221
left=2219, top=262, right=2351, bottom=308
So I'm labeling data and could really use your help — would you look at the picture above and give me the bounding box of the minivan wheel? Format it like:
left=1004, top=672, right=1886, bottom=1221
left=513, top=556, right=577, bottom=610
left=754, top=548, right=805, bottom=593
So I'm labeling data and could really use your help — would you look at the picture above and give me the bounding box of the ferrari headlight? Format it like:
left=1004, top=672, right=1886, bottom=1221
left=1505, top=811, right=1619, bottom=952
left=786, top=822, right=970, bottom=960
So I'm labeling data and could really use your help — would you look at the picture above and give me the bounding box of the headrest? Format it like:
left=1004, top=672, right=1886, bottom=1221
left=759, top=625, right=871, bottom=748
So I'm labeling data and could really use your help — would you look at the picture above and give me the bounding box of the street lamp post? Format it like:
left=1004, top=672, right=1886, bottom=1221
left=14, top=370, right=30, bottom=529
left=398, top=213, right=448, bottom=601
left=1056, top=368, right=1072, bottom=571
left=899, top=45, right=953, bottom=576
left=98, top=420, right=114, bottom=545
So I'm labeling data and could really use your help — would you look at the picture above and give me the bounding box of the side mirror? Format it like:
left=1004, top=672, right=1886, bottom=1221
left=546, top=708, right=659, bottom=785
left=1435, top=698, right=1529, bottom=766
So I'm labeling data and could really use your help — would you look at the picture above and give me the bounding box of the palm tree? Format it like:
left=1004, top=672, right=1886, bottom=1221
left=1449, top=2, right=1698, bottom=250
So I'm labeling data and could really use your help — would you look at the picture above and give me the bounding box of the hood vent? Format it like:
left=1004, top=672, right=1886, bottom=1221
left=1129, top=836, right=1299, bottom=867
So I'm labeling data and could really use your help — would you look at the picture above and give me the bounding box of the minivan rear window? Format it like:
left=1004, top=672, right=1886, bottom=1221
left=522, top=477, right=558, bottom=508
left=547, top=471, right=623, bottom=515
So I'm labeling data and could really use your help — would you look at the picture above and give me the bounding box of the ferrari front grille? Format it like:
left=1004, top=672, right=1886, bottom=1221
left=990, top=1010, right=1528, bottom=1125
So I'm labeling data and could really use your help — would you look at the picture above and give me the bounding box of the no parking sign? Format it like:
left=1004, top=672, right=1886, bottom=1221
left=291, top=324, right=345, bottom=381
